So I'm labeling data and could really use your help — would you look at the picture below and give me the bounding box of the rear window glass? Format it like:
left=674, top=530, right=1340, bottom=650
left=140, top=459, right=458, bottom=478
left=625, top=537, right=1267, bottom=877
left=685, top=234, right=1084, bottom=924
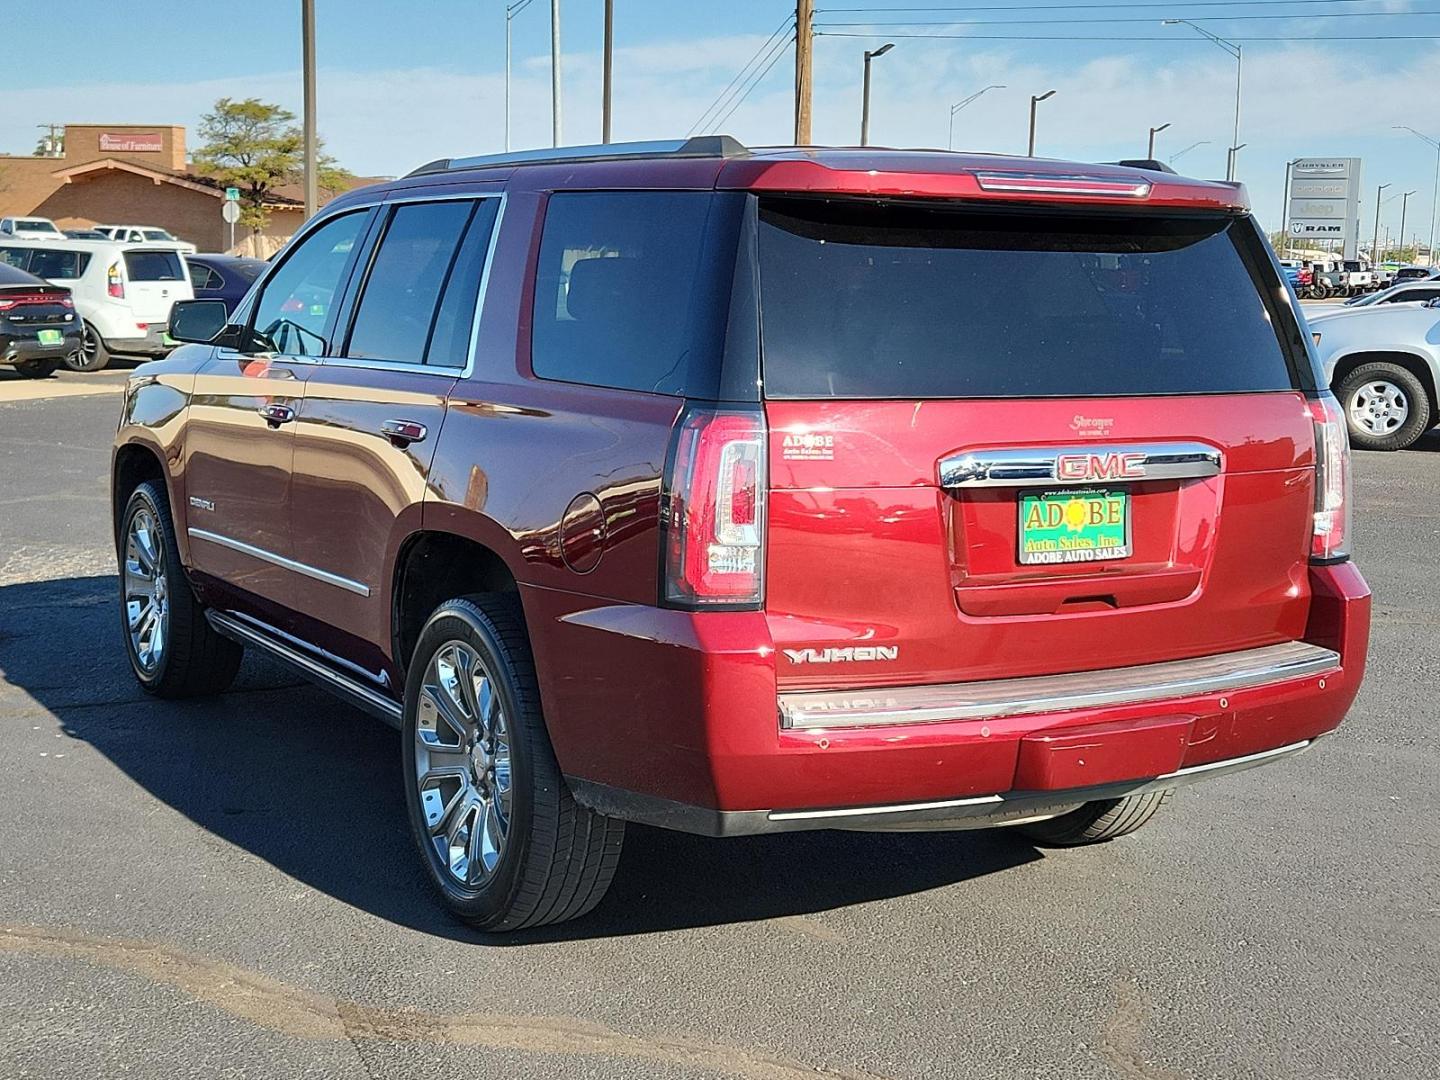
left=124, top=250, right=185, bottom=281
left=142, top=229, right=174, bottom=241
left=757, top=200, right=1298, bottom=399
left=26, top=248, right=91, bottom=279
left=531, top=192, right=739, bottom=396
left=18, top=219, right=59, bottom=234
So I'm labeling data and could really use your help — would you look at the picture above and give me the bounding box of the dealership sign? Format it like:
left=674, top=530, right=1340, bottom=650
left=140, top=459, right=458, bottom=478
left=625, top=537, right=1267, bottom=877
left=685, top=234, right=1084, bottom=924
left=1287, top=158, right=1362, bottom=257
left=99, top=132, right=163, bottom=153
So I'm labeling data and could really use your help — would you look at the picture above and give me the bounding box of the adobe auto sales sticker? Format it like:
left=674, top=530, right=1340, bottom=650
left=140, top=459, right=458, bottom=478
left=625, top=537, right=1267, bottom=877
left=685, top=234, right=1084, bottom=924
left=782, top=432, right=834, bottom=461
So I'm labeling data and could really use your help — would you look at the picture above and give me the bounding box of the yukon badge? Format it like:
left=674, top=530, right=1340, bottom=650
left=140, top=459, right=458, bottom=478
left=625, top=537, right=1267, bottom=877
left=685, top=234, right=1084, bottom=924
left=783, top=646, right=899, bottom=664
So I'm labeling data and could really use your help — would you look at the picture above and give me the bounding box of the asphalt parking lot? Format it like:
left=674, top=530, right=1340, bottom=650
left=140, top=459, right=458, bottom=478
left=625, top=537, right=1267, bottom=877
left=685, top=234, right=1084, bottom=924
left=1, top=368, right=1437, bottom=1080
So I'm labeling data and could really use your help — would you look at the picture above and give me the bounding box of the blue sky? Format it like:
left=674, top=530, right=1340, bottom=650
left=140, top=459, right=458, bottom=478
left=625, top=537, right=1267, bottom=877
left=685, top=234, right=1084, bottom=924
left=5, top=0, right=1439, bottom=243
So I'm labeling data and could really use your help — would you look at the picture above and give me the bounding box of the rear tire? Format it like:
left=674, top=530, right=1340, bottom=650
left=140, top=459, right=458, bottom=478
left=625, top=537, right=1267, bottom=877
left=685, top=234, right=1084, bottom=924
left=401, top=596, right=625, bottom=931
left=68, top=322, right=110, bottom=372
left=1016, top=790, right=1172, bottom=846
left=13, top=359, right=58, bottom=379
left=118, top=480, right=243, bottom=697
left=1337, top=362, right=1431, bottom=452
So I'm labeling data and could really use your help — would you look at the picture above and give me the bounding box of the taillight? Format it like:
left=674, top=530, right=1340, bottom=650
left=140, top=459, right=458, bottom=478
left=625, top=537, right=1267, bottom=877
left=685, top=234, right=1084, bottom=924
left=107, top=262, right=124, bottom=299
left=1308, top=394, right=1352, bottom=562
left=662, top=407, right=767, bottom=608
left=0, top=298, right=12, bottom=311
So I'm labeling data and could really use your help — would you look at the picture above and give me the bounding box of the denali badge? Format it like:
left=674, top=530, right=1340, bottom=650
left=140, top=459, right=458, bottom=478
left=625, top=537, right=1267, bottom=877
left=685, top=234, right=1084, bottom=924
left=1055, top=451, right=1146, bottom=482
left=188, top=496, right=215, bottom=512
left=783, top=646, right=899, bottom=664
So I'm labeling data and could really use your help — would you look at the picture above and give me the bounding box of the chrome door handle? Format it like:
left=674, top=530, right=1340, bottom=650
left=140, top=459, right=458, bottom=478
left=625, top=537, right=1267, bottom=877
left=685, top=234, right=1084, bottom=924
left=258, top=403, right=296, bottom=427
left=381, top=419, right=428, bottom=446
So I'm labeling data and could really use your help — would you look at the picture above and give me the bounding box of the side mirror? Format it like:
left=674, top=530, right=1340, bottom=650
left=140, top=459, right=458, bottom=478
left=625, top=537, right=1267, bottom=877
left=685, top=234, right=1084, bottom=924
left=168, top=298, right=230, bottom=344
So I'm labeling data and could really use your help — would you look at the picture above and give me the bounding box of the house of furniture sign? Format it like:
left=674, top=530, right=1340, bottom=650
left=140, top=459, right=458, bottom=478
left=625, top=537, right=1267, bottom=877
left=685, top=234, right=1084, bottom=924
left=1288, top=158, right=1361, bottom=258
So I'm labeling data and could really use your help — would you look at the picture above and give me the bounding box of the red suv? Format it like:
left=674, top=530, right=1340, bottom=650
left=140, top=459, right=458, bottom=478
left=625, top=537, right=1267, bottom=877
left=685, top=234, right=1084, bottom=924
left=113, top=137, right=1370, bottom=930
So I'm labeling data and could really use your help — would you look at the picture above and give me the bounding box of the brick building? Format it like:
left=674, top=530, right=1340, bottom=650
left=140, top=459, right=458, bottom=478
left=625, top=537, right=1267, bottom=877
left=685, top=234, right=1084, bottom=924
left=0, top=123, right=351, bottom=256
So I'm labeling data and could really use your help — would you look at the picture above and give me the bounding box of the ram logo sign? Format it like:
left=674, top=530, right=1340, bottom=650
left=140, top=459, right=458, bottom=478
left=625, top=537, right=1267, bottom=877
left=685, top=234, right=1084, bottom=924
left=1056, top=452, right=1146, bottom=482
left=783, top=646, right=899, bottom=664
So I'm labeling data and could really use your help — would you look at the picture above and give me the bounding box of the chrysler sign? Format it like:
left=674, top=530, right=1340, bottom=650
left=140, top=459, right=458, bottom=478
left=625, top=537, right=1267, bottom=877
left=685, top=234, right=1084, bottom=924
left=1287, top=157, right=1362, bottom=258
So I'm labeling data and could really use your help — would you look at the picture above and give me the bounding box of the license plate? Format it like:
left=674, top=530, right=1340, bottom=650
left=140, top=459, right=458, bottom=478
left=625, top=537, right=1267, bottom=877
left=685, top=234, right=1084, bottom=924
left=36, top=329, right=63, bottom=346
left=1018, top=488, right=1131, bottom=565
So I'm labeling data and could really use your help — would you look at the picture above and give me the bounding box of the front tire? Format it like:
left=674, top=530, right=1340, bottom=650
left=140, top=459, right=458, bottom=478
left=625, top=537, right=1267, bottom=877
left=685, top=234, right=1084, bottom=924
left=118, top=480, right=243, bottom=697
left=67, top=322, right=110, bottom=372
left=401, top=596, right=624, bottom=931
left=1338, top=362, right=1432, bottom=451
left=1016, top=790, right=1172, bottom=846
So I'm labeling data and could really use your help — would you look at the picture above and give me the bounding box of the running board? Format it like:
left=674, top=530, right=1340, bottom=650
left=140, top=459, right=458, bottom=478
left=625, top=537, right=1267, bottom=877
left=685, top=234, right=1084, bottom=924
left=206, top=610, right=403, bottom=728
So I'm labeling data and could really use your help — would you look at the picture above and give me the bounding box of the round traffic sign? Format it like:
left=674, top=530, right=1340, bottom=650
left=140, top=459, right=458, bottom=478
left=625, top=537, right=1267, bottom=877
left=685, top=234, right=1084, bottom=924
left=221, top=201, right=241, bottom=224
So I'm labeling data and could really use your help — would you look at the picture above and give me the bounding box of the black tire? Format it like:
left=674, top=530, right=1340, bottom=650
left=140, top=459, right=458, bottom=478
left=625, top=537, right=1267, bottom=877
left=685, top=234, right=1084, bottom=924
left=1016, top=790, right=1172, bottom=847
left=13, top=359, right=58, bottom=379
left=401, top=596, right=624, bottom=931
left=67, top=322, right=110, bottom=372
left=1337, top=362, right=1432, bottom=452
left=118, top=480, right=243, bottom=697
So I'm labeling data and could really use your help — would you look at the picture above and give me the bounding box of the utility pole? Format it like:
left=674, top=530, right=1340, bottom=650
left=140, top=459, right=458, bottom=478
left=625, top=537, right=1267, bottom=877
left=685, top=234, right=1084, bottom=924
left=301, top=0, right=317, bottom=219
left=602, top=0, right=614, bottom=142
left=550, top=0, right=563, bottom=147
left=1147, top=122, right=1171, bottom=159
left=1373, top=183, right=1390, bottom=266
left=35, top=123, right=64, bottom=157
left=1028, top=89, right=1055, bottom=157
left=860, top=43, right=894, bottom=147
left=794, top=0, right=814, bottom=145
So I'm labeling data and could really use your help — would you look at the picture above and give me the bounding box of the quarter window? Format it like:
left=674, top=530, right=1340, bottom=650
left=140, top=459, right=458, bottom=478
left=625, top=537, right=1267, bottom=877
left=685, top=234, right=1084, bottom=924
left=249, top=210, right=367, bottom=356
left=345, top=200, right=486, bottom=367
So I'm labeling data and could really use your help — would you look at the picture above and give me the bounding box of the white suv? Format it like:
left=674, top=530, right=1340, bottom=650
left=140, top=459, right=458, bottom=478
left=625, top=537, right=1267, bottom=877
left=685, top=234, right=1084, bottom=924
left=0, top=217, right=64, bottom=240
left=0, top=239, right=193, bottom=371
left=95, top=225, right=198, bottom=254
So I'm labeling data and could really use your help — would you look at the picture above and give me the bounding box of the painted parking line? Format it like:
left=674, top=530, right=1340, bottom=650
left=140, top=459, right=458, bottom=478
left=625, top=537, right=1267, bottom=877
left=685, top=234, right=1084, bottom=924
left=0, top=378, right=126, bottom=404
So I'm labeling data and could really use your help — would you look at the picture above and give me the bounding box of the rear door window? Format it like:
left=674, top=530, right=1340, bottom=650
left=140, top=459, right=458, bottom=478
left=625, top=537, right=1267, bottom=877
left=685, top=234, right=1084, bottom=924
left=344, top=198, right=489, bottom=367
left=757, top=199, right=1301, bottom=399
left=530, top=191, right=737, bottom=395
left=123, top=249, right=185, bottom=281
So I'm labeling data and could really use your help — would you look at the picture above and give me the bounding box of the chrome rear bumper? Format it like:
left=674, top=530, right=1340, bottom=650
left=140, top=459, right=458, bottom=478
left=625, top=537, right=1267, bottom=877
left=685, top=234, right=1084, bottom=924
left=778, top=641, right=1341, bottom=731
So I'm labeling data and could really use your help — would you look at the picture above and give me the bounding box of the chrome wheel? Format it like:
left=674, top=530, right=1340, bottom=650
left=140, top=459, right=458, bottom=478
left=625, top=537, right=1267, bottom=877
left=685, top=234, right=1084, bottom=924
left=414, top=641, right=512, bottom=886
left=123, top=506, right=168, bottom=674
left=1348, top=379, right=1409, bottom=436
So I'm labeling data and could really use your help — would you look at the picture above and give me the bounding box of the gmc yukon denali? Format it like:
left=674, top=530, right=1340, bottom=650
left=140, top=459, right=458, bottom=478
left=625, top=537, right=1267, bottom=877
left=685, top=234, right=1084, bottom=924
left=112, top=138, right=1371, bottom=930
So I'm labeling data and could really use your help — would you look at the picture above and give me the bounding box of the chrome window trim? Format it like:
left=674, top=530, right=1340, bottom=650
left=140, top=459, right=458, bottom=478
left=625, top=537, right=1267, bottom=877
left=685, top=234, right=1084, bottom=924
left=939, top=442, right=1222, bottom=489
left=778, top=640, right=1341, bottom=731
left=188, top=527, right=370, bottom=597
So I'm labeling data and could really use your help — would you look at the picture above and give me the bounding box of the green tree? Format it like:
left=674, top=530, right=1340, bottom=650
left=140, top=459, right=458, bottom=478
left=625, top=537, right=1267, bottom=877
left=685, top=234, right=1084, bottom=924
left=192, top=97, right=351, bottom=236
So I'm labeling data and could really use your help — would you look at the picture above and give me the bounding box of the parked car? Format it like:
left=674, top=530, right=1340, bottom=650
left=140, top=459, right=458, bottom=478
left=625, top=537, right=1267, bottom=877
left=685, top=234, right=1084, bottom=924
left=184, top=253, right=267, bottom=314
left=1341, top=260, right=1375, bottom=294
left=64, top=228, right=110, bottom=240
left=0, top=239, right=193, bottom=371
left=1305, top=259, right=1348, bottom=299
left=116, top=137, right=1370, bottom=931
left=1309, top=300, right=1440, bottom=450
left=1302, top=279, right=1440, bottom=319
left=0, top=262, right=81, bottom=378
left=95, top=225, right=197, bottom=254
left=0, top=216, right=63, bottom=240
left=1280, top=260, right=1313, bottom=292
left=1392, top=265, right=1440, bottom=285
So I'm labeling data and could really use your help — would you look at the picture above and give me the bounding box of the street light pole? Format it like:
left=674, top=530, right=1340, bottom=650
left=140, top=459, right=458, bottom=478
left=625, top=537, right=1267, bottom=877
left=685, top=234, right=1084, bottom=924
left=1280, top=159, right=1295, bottom=259
left=1027, top=89, right=1056, bottom=157
left=1147, top=122, right=1171, bottom=159
left=504, top=0, right=535, bottom=152
left=602, top=0, right=614, bottom=143
left=1373, top=183, right=1390, bottom=265
left=859, top=43, right=894, bottom=147
left=1164, top=20, right=1242, bottom=180
left=1168, top=139, right=1209, bottom=165
left=1226, top=143, right=1247, bottom=180
left=550, top=0, right=563, bottom=147
left=1394, top=126, right=1440, bottom=267
left=301, top=0, right=317, bottom=219
left=1399, top=190, right=1417, bottom=261
left=948, top=84, right=1005, bottom=151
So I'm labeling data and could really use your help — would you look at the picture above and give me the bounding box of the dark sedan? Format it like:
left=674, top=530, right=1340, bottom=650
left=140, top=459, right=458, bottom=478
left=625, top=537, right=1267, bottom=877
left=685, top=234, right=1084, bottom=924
left=0, top=262, right=81, bottom=378
left=183, top=254, right=267, bottom=314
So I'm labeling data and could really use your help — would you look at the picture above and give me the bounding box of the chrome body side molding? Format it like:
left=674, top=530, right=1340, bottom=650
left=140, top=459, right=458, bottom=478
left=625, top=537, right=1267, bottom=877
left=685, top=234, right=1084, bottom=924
left=188, top=527, right=370, bottom=597
left=938, top=442, right=1222, bottom=489
left=778, top=640, right=1340, bottom=730
left=206, top=610, right=402, bottom=728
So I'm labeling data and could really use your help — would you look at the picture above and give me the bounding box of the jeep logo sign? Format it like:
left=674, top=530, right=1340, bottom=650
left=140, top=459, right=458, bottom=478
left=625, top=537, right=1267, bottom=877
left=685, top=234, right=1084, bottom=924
left=1056, top=452, right=1146, bottom=482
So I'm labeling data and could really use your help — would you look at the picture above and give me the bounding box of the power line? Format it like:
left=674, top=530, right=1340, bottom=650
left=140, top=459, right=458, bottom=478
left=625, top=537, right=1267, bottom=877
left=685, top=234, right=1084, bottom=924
left=689, top=15, right=796, bottom=136
left=820, top=8, right=1440, bottom=24
left=821, top=0, right=1415, bottom=10
left=815, top=29, right=1440, bottom=39
left=709, top=32, right=796, bottom=132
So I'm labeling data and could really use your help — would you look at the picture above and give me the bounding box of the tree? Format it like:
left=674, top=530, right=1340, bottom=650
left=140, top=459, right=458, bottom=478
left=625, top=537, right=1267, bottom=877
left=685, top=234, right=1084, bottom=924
left=191, top=98, right=351, bottom=236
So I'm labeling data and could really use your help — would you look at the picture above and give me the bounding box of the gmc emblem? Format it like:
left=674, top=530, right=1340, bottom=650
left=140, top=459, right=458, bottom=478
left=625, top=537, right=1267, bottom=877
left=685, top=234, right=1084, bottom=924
left=1056, top=452, right=1146, bottom=482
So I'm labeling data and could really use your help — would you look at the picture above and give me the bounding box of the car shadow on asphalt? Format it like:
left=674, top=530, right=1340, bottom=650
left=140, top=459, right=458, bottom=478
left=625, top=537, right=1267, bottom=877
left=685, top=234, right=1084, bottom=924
left=0, top=574, right=1042, bottom=943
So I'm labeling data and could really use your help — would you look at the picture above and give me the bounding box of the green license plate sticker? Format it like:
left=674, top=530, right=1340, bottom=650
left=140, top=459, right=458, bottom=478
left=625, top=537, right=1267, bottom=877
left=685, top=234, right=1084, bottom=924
left=36, top=329, right=63, bottom=346
left=1018, top=488, right=1131, bottom=565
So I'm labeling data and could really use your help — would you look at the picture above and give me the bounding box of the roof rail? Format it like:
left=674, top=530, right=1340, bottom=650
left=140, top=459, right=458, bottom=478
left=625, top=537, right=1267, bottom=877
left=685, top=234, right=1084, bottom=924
left=405, top=134, right=749, bottom=177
